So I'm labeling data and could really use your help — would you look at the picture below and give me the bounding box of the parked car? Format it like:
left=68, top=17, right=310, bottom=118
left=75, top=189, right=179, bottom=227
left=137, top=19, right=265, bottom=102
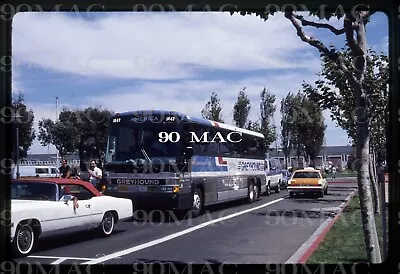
left=265, top=158, right=283, bottom=194
left=12, top=165, right=59, bottom=178
left=10, top=178, right=133, bottom=257
left=287, top=167, right=328, bottom=198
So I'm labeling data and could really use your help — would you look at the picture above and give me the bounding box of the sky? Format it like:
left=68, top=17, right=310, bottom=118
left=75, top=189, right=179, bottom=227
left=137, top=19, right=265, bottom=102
left=11, top=11, right=389, bottom=154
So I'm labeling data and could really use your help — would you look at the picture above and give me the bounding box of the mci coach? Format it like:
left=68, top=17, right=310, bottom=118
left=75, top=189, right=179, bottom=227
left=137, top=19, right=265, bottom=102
left=102, top=110, right=267, bottom=217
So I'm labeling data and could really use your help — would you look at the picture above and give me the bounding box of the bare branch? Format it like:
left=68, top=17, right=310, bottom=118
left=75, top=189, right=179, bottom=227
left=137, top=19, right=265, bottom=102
left=284, top=10, right=361, bottom=98
left=292, top=13, right=345, bottom=35
left=360, top=10, right=372, bottom=24
left=344, top=14, right=363, bottom=56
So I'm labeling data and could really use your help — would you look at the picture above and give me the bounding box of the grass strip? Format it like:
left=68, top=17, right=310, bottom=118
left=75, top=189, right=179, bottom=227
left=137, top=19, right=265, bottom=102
left=307, top=195, right=387, bottom=264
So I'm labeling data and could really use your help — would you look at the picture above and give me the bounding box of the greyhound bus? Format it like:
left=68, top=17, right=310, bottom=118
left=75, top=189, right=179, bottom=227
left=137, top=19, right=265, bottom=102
left=102, top=110, right=266, bottom=217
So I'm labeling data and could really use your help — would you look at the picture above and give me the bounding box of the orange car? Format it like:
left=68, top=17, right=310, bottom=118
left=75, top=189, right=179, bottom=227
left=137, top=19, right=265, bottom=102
left=287, top=168, right=328, bottom=198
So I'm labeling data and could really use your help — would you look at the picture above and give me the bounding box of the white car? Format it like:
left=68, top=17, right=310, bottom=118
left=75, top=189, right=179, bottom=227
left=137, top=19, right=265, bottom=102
left=265, top=158, right=283, bottom=194
left=12, top=165, right=60, bottom=178
left=11, top=178, right=133, bottom=257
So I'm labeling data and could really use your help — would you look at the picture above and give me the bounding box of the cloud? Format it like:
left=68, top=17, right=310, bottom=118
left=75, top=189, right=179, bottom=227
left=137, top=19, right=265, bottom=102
left=15, top=11, right=369, bottom=153
left=87, top=75, right=350, bottom=147
left=13, top=12, right=322, bottom=81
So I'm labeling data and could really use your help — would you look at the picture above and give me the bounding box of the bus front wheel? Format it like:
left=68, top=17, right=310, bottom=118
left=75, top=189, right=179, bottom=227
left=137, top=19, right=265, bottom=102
left=191, top=188, right=204, bottom=218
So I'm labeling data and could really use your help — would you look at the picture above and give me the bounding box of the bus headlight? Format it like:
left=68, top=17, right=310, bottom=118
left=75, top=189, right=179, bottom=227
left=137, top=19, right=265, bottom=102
left=173, top=186, right=180, bottom=193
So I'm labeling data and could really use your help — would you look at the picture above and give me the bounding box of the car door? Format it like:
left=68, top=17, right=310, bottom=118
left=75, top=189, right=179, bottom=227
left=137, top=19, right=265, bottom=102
left=58, top=184, right=94, bottom=229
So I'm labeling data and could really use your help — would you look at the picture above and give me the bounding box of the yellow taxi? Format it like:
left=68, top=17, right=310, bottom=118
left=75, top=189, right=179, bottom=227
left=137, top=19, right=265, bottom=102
left=287, top=167, right=328, bottom=198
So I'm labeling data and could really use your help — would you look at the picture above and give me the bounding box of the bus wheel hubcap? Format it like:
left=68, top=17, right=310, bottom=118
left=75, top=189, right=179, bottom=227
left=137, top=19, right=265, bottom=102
left=193, top=193, right=200, bottom=210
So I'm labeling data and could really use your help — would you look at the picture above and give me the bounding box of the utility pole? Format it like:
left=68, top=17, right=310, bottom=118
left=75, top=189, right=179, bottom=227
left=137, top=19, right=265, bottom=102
left=56, top=96, right=60, bottom=166
left=13, top=114, right=22, bottom=179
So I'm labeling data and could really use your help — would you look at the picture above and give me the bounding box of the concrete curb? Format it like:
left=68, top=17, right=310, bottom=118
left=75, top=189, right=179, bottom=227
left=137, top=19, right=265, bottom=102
left=285, top=188, right=358, bottom=264
left=328, top=181, right=356, bottom=184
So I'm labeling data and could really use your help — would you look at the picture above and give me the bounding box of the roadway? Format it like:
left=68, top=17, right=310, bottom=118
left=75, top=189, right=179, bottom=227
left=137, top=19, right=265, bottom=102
left=14, top=180, right=357, bottom=265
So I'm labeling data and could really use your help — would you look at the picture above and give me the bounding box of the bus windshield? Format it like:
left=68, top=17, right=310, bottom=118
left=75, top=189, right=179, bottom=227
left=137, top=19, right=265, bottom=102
left=105, top=123, right=182, bottom=163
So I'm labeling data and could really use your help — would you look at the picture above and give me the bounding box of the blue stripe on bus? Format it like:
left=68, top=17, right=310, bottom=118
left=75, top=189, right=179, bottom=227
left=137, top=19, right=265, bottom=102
left=191, top=156, right=228, bottom=172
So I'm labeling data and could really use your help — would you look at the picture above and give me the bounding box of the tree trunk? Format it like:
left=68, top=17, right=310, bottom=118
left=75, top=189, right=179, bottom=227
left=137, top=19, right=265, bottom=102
left=369, top=152, right=380, bottom=214
left=373, top=151, right=380, bottom=213
left=355, top=97, right=382, bottom=263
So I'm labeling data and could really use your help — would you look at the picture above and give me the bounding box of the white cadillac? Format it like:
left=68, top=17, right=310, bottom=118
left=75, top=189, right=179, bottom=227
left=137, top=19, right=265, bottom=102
left=11, top=178, right=134, bottom=257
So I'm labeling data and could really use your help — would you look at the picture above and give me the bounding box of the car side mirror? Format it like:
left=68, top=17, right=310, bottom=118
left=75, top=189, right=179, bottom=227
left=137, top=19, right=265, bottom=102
left=60, top=195, right=74, bottom=204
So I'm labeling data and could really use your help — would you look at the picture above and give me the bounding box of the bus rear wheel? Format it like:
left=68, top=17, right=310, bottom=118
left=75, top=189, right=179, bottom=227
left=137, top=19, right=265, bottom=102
left=247, top=182, right=257, bottom=203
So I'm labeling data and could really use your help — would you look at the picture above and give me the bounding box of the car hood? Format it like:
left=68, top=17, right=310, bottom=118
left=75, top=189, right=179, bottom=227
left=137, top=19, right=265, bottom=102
left=11, top=199, right=57, bottom=211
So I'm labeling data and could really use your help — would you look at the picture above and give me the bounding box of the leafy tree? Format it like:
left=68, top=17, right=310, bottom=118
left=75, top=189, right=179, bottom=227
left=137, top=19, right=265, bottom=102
left=233, top=87, right=251, bottom=128
left=304, top=48, right=388, bottom=214
left=38, top=119, right=77, bottom=158
left=201, top=92, right=224, bottom=122
left=11, top=93, right=36, bottom=160
left=38, top=107, right=113, bottom=168
left=290, top=93, right=305, bottom=167
left=280, top=93, right=295, bottom=168
left=75, top=107, right=113, bottom=169
left=259, top=87, right=277, bottom=150
left=246, top=120, right=261, bottom=132
left=298, top=94, right=326, bottom=167
left=229, top=8, right=382, bottom=261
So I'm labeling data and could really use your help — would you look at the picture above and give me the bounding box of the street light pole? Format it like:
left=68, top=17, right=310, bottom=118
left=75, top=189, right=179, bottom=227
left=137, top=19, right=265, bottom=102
left=13, top=114, right=22, bottom=179
left=16, top=125, right=20, bottom=179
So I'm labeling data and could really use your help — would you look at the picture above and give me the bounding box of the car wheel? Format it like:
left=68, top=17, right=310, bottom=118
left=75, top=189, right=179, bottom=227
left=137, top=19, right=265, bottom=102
left=275, top=182, right=281, bottom=193
left=320, top=191, right=325, bottom=198
left=191, top=188, right=204, bottom=218
left=324, top=187, right=328, bottom=195
left=266, top=182, right=271, bottom=196
left=247, top=182, right=257, bottom=203
left=289, top=192, right=295, bottom=198
left=12, top=223, right=35, bottom=257
left=99, top=211, right=115, bottom=236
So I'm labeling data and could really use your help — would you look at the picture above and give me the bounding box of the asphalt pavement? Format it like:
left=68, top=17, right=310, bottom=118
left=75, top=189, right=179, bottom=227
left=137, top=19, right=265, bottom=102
left=14, top=180, right=357, bottom=265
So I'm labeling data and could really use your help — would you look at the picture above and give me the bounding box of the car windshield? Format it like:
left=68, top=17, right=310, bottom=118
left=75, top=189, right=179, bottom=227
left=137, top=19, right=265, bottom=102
left=292, top=172, right=320, bottom=179
left=11, top=182, right=57, bottom=201
left=106, top=123, right=182, bottom=162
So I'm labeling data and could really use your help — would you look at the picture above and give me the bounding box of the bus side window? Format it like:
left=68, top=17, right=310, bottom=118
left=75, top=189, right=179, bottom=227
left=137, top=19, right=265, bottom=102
left=191, top=124, right=207, bottom=155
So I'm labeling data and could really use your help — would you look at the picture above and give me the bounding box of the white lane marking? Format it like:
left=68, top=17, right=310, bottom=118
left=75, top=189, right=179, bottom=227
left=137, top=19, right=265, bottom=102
left=29, top=255, right=95, bottom=260
left=51, top=258, right=67, bottom=264
left=82, top=197, right=285, bottom=265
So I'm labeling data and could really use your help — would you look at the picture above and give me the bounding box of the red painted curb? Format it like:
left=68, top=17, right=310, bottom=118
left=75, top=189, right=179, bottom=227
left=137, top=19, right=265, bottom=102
left=298, top=190, right=357, bottom=263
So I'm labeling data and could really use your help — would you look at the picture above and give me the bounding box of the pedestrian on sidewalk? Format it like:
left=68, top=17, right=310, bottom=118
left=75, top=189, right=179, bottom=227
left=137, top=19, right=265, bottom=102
left=332, top=166, right=337, bottom=179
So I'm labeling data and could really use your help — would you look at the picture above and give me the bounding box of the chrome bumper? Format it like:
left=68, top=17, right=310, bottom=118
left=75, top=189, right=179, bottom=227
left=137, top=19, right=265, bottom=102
left=287, top=185, right=324, bottom=191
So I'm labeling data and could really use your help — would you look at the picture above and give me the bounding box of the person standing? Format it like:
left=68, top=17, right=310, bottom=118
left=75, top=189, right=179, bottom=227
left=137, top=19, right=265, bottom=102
left=332, top=166, right=337, bottom=179
left=88, top=160, right=102, bottom=189
left=59, top=159, right=71, bottom=178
